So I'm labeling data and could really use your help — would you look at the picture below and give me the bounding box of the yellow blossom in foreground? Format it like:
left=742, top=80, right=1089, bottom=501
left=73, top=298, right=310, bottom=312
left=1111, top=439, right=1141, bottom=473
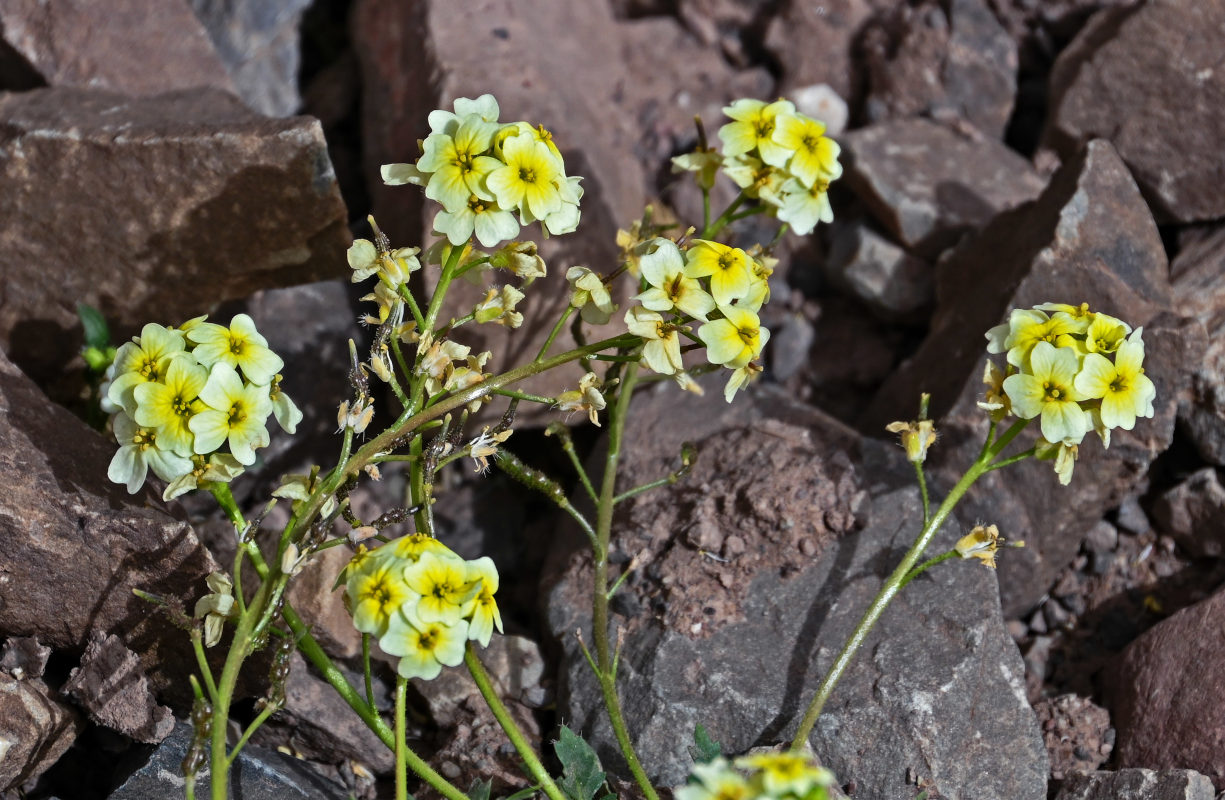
left=698, top=307, right=769, bottom=369
left=718, top=98, right=796, bottom=167
left=1002, top=341, right=1088, bottom=444
left=379, top=613, right=469, bottom=681
left=347, top=559, right=417, bottom=637
left=1073, top=329, right=1156, bottom=431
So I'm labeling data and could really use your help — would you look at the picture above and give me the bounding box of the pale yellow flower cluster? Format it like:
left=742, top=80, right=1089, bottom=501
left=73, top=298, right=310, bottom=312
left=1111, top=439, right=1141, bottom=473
left=103, top=316, right=300, bottom=499
left=344, top=534, right=502, bottom=681
left=983, top=302, right=1156, bottom=484
left=673, top=98, right=843, bottom=234
left=676, top=752, right=835, bottom=800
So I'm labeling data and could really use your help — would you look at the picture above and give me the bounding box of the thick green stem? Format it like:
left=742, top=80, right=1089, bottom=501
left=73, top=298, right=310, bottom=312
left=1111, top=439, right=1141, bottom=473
left=789, top=418, right=1031, bottom=749
left=701, top=191, right=747, bottom=239
left=395, top=677, right=408, bottom=800
left=465, top=645, right=566, bottom=800
left=590, top=362, right=660, bottom=800
left=209, top=580, right=270, bottom=800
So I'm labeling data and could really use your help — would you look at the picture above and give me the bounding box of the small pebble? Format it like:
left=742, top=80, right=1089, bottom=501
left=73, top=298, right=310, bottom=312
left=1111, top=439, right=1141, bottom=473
left=1027, top=609, right=1048, bottom=635
left=1082, top=520, right=1119, bottom=553
left=1115, top=496, right=1150, bottom=536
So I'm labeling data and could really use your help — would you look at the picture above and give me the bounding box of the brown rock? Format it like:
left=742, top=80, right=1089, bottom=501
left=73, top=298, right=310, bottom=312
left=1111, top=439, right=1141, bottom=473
left=861, top=140, right=1181, bottom=616
left=824, top=220, right=934, bottom=322
left=0, top=674, right=81, bottom=791
left=285, top=546, right=361, bottom=660
left=61, top=631, right=175, bottom=743
left=842, top=117, right=1047, bottom=256
left=0, top=637, right=50, bottom=681
left=0, top=87, right=350, bottom=391
left=763, top=0, right=879, bottom=102
left=0, top=0, right=235, bottom=97
left=1054, top=769, right=1217, bottom=800
left=0, top=347, right=220, bottom=693
left=861, top=0, right=1018, bottom=138
left=1042, top=0, right=1225, bottom=223
left=1111, top=585, right=1225, bottom=789
left=1151, top=468, right=1225, bottom=559
left=1171, top=225, right=1225, bottom=465
left=1034, top=694, right=1113, bottom=780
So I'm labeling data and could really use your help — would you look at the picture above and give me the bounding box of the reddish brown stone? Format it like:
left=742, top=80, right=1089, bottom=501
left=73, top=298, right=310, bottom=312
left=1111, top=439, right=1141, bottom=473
left=0, top=674, right=81, bottom=791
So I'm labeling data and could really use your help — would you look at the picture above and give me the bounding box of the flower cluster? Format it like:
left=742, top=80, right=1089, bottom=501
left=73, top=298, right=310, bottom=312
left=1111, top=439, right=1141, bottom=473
left=344, top=534, right=502, bottom=681
left=676, top=752, right=836, bottom=800
left=616, top=237, right=773, bottom=402
left=103, top=316, right=300, bottom=499
left=382, top=94, right=583, bottom=249
left=673, top=98, right=842, bottom=235
left=983, top=302, right=1156, bottom=484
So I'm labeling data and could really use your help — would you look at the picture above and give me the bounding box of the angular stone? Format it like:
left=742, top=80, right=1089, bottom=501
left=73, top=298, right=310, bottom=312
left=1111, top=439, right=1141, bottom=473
left=861, top=140, right=1182, bottom=617
left=352, top=0, right=769, bottom=413
left=842, top=118, right=1047, bottom=256
left=861, top=0, right=1018, bottom=138
left=0, top=674, right=80, bottom=791
left=1151, top=468, right=1225, bottom=559
left=547, top=381, right=1047, bottom=798
left=188, top=0, right=312, bottom=116
left=0, top=347, right=220, bottom=692
left=824, top=220, right=933, bottom=322
left=1171, top=225, right=1225, bottom=465
left=62, top=632, right=174, bottom=744
left=763, top=0, right=879, bottom=102
left=0, top=637, right=50, bottom=681
left=1111, top=585, right=1225, bottom=789
left=0, top=87, right=350, bottom=390
left=1054, top=769, right=1217, bottom=800
left=1042, top=0, right=1225, bottom=223
left=110, top=720, right=348, bottom=799
left=0, top=0, right=235, bottom=97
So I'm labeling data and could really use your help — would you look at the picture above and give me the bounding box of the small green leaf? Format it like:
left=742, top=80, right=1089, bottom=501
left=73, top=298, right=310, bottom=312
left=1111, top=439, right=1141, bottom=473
left=77, top=302, right=110, bottom=350
left=502, top=786, right=540, bottom=800
left=467, top=778, right=491, bottom=800
left=554, top=725, right=607, bottom=800
left=689, top=724, right=721, bottom=764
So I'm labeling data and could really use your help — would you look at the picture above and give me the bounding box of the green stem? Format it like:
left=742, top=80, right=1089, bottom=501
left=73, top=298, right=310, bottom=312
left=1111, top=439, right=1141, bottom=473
left=537, top=306, right=576, bottom=362
left=490, top=387, right=556, bottom=405
left=613, top=475, right=676, bottom=505
left=789, top=417, right=1031, bottom=750
left=986, top=447, right=1037, bottom=472
left=914, top=462, right=930, bottom=525
left=209, top=581, right=269, bottom=800
left=897, top=551, right=957, bottom=590
left=190, top=629, right=218, bottom=702
left=465, top=645, right=566, bottom=800
left=701, top=191, right=747, bottom=239
left=362, top=634, right=375, bottom=707
left=590, top=362, right=660, bottom=800
left=395, top=677, right=408, bottom=800
left=226, top=703, right=278, bottom=767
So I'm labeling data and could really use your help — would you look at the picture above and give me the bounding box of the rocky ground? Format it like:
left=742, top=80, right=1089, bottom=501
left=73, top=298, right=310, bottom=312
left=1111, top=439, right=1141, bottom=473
left=2, top=0, right=1225, bottom=799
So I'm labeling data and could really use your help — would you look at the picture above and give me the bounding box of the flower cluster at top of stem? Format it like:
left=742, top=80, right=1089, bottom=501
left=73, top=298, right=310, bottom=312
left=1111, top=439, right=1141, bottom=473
left=381, top=94, right=583, bottom=249
left=982, top=302, right=1156, bottom=484
left=676, top=752, right=836, bottom=800
left=103, top=315, right=300, bottom=499
left=344, top=534, right=502, bottom=681
left=673, top=98, right=843, bottom=235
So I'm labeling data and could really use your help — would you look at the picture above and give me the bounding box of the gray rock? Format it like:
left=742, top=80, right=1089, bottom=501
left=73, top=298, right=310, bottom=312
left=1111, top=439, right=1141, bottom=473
left=0, top=347, right=219, bottom=698
left=825, top=220, right=933, bottom=322
left=1082, top=521, right=1119, bottom=554
left=110, top=720, right=348, bottom=799
left=189, top=0, right=313, bottom=117
left=0, top=0, right=235, bottom=97
left=1171, top=225, right=1225, bottom=465
left=861, top=140, right=1182, bottom=617
left=1042, top=0, right=1225, bottom=223
left=842, top=118, right=1046, bottom=257
left=1111, top=585, right=1225, bottom=789
left=1151, top=468, right=1225, bottom=558
left=546, top=382, right=1047, bottom=798
left=1054, top=768, right=1217, bottom=800
left=1115, top=495, right=1152, bottom=537
left=0, top=87, right=350, bottom=391
left=861, top=0, right=1018, bottom=138
left=0, top=674, right=81, bottom=791
left=0, top=637, right=50, bottom=681
left=62, top=632, right=175, bottom=743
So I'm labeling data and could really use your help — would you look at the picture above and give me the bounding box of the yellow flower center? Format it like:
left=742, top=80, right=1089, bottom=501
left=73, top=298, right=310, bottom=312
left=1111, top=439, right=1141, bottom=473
left=172, top=394, right=192, bottom=417
left=1110, top=376, right=1128, bottom=393
left=753, top=118, right=774, bottom=139
left=133, top=428, right=156, bottom=450
left=467, top=194, right=487, bottom=214
left=1043, top=381, right=1064, bottom=401
left=518, top=166, right=537, bottom=184
left=228, top=336, right=246, bottom=357
left=227, top=402, right=247, bottom=426
left=139, top=357, right=161, bottom=380
left=717, top=252, right=738, bottom=272
left=455, top=151, right=474, bottom=172
left=737, top=325, right=758, bottom=345
left=418, top=628, right=439, bottom=651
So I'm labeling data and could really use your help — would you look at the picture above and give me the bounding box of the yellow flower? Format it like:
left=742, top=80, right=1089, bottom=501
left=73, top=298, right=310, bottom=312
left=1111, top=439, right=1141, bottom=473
left=976, top=360, right=1010, bottom=422
left=885, top=418, right=937, bottom=464
left=635, top=239, right=715, bottom=321
left=625, top=306, right=684, bottom=375
left=473, top=285, right=526, bottom=328
left=723, top=360, right=762, bottom=403
left=698, top=307, right=769, bottom=369
left=404, top=551, right=477, bottom=626
left=487, top=131, right=564, bottom=221
left=1073, top=329, right=1156, bottom=431
left=556, top=372, right=606, bottom=426
left=463, top=557, right=503, bottom=647
left=567, top=266, right=616, bottom=325
left=772, top=112, right=842, bottom=187
left=988, top=308, right=1082, bottom=370
left=1002, top=341, right=1089, bottom=444
left=188, top=363, right=273, bottom=465
left=1036, top=437, right=1080, bottom=485
left=107, top=323, right=188, bottom=415
left=378, top=614, right=469, bottom=681
left=1082, top=312, right=1131, bottom=355
left=955, top=524, right=1002, bottom=568
left=187, top=313, right=284, bottom=387
left=718, top=98, right=796, bottom=167
left=389, top=533, right=458, bottom=564
left=347, top=558, right=417, bottom=637
left=737, top=751, right=833, bottom=797
left=674, top=759, right=751, bottom=800
left=107, top=411, right=193, bottom=494
left=133, top=356, right=208, bottom=457
left=776, top=175, right=834, bottom=235
left=418, top=115, right=502, bottom=213
left=684, top=240, right=753, bottom=305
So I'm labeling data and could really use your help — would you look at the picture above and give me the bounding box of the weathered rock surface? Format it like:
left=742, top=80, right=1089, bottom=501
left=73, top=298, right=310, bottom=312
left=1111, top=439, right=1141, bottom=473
left=842, top=117, right=1047, bottom=256
left=188, top=0, right=312, bottom=116
left=1042, top=0, right=1225, bottom=223
left=0, top=347, right=220, bottom=690
left=0, top=87, right=350, bottom=389
left=861, top=0, right=1018, bottom=138
left=861, top=139, right=1185, bottom=617
left=547, top=381, right=1047, bottom=798
left=110, top=720, right=349, bottom=799
left=0, top=674, right=81, bottom=791
left=1053, top=769, right=1217, bottom=800
left=61, top=632, right=174, bottom=744
left=1035, top=694, right=1114, bottom=780
left=1111, top=585, right=1225, bottom=790
left=1170, top=225, right=1225, bottom=466
left=824, top=220, right=933, bottom=322
left=0, top=0, right=235, bottom=96
left=0, top=637, right=50, bottom=681
left=1151, top=468, right=1225, bottom=559
left=763, top=0, right=880, bottom=102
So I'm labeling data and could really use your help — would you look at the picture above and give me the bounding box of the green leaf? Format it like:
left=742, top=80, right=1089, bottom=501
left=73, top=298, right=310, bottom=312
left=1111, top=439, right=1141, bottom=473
left=689, top=724, right=721, bottom=764
left=501, top=786, right=540, bottom=800
left=467, top=778, right=491, bottom=800
left=554, top=725, right=606, bottom=800
left=77, top=302, right=110, bottom=350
